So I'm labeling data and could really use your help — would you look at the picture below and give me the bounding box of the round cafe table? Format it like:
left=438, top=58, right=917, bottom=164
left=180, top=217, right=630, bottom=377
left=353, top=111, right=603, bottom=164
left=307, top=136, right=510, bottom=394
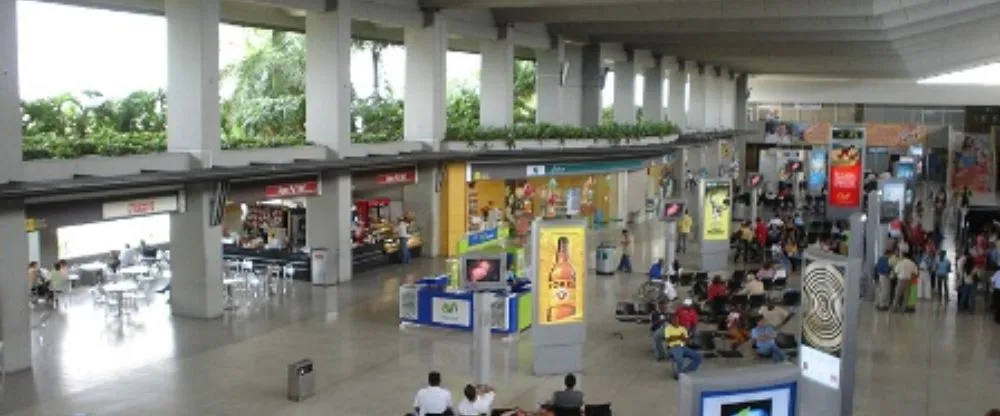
left=103, top=280, right=139, bottom=318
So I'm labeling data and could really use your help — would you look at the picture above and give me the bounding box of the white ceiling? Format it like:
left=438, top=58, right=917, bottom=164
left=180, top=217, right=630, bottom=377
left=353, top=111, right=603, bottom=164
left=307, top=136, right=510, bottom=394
left=420, top=0, right=1000, bottom=78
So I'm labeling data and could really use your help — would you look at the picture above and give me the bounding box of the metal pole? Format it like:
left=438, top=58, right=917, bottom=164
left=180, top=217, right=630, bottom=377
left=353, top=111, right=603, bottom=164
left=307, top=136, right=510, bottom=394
left=750, top=189, right=759, bottom=222
left=665, top=221, right=677, bottom=271
left=473, top=291, right=492, bottom=384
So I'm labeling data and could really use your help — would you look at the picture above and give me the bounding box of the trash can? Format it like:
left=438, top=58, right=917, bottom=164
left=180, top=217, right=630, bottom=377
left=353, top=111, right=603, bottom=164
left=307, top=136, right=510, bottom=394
left=287, top=359, right=315, bottom=402
left=310, top=248, right=331, bottom=286
left=595, top=243, right=617, bottom=275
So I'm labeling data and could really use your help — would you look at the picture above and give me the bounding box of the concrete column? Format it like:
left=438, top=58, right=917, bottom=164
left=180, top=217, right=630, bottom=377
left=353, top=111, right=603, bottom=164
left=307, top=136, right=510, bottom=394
left=580, top=44, right=603, bottom=127
left=306, top=173, right=353, bottom=283
left=169, top=186, right=224, bottom=319
left=404, top=15, right=447, bottom=148
left=735, top=74, right=749, bottom=129
left=1, top=204, right=31, bottom=372
left=613, top=58, right=636, bottom=123
left=667, top=61, right=687, bottom=128
left=306, top=6, right=352, bottom=151
left=720, top=71, right=736, bottom=129
left=703, top=67, right=720, bottom=129
left=642, top=59, right=664, bottom=122
left=166, top=0, right=221, bottom=163
left=0, top=0, right=20, bottom=183
left=687, top=62, right=706, bottom=130
left=536, top=40, right=565, bottom=125
left=37, top=228, right=60, bottom=268
left=403, top=165, right=441, bottom=256
left=562, top=45, right=584, bottom=126
left=480, top=34, right=515, bottom=127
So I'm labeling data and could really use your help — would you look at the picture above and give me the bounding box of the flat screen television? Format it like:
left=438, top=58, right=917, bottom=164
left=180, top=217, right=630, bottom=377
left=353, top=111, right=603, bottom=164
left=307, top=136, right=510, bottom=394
left=700, top=382, right=796, bottom=416
left=460, top=253, right=508, bottom=291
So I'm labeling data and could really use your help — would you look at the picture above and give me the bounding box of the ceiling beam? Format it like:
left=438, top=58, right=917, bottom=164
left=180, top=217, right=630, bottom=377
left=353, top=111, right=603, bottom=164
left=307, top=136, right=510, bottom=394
left=592, top=31, right=890, bottom=44
left=493, top=1, right=875, bottom=23
left=550, top=18, right=883, bottom=36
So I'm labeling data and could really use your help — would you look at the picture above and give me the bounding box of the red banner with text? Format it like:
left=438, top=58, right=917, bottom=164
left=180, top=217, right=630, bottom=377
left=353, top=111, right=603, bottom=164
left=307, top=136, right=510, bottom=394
left=828, top=144, right=862, bottom=207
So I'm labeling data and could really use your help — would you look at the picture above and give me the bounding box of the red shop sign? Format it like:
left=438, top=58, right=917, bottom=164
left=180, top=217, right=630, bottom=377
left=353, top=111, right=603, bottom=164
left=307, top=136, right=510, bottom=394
left=264, top=180, right=319, bottom=199
left=374, top=169, right=417, bottom=186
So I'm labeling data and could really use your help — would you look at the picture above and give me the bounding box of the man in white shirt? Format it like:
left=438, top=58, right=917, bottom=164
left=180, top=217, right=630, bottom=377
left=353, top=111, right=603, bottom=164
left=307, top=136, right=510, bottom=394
left=413, top=371, right=452, bottom=416
left=456, top=384, right=495, bottom=416
left=397, top=219, right=412, bottom=264
left=893, top=255, right=918, bottom=312
left=119, top=244, right=138, bottom=267
left=618, top=229, right=634, bottom=273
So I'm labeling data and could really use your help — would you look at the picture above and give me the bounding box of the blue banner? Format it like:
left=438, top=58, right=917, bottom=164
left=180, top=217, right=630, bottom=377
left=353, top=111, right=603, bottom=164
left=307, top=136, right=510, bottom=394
left=808, top=146, right=827, bottom=192
left=467, top=227, right=498, bottom=248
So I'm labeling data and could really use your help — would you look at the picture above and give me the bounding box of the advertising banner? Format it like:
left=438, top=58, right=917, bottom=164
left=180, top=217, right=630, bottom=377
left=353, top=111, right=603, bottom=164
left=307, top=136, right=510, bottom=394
left=536, top=224, right=586, bottom=325
left=829, top=143, right=863, bottom=208
left=800, top=256, right=847, bottom=390
left=880, top=181, right=906, bottom=223
left=762, top=121, right=831, bottom=145
left=808, top=146, right=827, bottom=193
left=864, top=123, right=928, bottom=147
left=431, top=297, right=471, bottom=327
left=951, top=132, right=995, bottom=193
left=702, top=180, right=732, bottom=241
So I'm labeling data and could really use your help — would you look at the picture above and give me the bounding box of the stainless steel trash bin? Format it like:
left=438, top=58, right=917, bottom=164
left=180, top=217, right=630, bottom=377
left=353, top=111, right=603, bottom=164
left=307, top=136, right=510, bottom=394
left=287, top=359, right=315, bottom=402
left=595, top=243, right=617, bottom=275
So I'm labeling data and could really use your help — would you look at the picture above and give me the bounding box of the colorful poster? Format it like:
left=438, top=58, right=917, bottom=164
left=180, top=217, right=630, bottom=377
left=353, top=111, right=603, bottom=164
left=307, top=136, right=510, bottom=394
left=951, top=132, right=995, bottom=194
left=893, top=158, right=916, bottom=181
left=808, top=147, right=827, bottom=193
left=829, top=144, right=863, bottom=208
left=702, top=180, right=731, bottom=241
left=763, top=121, right=831, bottom=145
left=536, top=224, right=586, bottom=325
left=864, top=123, right=928, bottom=147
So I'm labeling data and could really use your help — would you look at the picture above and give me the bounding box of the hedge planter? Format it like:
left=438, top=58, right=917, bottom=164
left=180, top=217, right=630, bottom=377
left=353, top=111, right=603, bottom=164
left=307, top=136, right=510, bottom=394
left=440, top=135, right=681, bottom=151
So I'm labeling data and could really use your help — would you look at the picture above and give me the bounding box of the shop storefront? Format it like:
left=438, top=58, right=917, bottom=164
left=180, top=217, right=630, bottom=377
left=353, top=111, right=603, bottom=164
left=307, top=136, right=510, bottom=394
left=351, top=166, right=423, bottom=273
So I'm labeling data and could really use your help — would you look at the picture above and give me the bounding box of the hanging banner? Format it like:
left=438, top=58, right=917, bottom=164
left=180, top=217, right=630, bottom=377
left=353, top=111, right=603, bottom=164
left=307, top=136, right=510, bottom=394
left=829, top=128, right=865, bottom=209
left=701, top=179, right=732, bottom=241
left=535, top=223, right=586, bottom=325
left=864, top=123, right=928, bottom=147
left=951, top=132, right=995, bottom=194
left=808, top=146, right=828, bottom=193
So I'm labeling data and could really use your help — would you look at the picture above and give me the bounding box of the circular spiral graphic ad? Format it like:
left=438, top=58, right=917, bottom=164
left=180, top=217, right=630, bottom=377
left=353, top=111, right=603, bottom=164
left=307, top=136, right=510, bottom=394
left=802, top=260, right=846, bottom=356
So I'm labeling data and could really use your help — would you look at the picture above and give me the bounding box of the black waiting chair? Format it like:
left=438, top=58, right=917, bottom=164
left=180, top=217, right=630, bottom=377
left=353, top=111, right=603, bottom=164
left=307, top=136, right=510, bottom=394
left=679, top=272, right=695, bottom=286
left=491, top=410, right=516, bottom=416
left=554, top=407, right=582, bottom=416
left=694, top=271, right=709, bottom=283
left=584, top=403, right=612, bottom=416
left=708, top=296, right=729, bottom=318
left=730, top=294, right=749, bottom=308
left=762, top=279, right=775, bottom=292
left=726, top=280, right=743, bottom=294
left=749, top=294, right=767, bottom=309
left=731, top=269, right=746, bottom=282
left=782, top=290, right=801, bottom=307
left=772, top=277, right=788, bottom=292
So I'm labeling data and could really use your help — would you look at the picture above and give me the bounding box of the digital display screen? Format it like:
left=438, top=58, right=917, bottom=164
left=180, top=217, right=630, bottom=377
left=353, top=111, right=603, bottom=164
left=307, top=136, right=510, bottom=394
left=663, top=201, right=685, bottom=221
left=465, top=258, right=502, bottom=284
left=701, top=382, right=796, bottom=416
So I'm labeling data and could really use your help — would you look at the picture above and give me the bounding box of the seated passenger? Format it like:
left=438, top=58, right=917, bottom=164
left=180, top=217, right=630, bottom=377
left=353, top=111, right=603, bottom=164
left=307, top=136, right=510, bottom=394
left=675, top=299, right=700, bottom=336
left=706, top=277, right=728, bottom=301
left=456, top=384, right=495, bottom=416
left=550, top=373, right=584, bottom=410
left=665, top=315, right=703, bottom=379
left=756, top=262, right=775, bottom=281
left=648, top=258, right=665, bottom=280
left=413, top=371, right=453, bottom=416
left=751, top=319, right=787, bottom=362
left=757, top=299, right=792, bottom=329
left=738, top=276, right=766, bottom=296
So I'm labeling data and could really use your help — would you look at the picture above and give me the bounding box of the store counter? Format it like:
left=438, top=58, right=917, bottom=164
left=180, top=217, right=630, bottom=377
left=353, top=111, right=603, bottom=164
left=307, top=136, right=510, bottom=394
left=399, top=276, right=532, bottom=334
left=223, top=243, right=423, bottom=280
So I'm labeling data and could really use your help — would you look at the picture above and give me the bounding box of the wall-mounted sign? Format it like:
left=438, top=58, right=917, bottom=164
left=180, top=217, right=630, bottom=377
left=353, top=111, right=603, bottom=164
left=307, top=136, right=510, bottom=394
left=829, top=144, right=863, bottom=208
left=661, top=200, right=685, bottom=222
left=102, top=194, right=180, bottom=220
left=375, top=169, right=417, bottom=186
left=264, top=180, right=320, bottom=199
left=471, top=159, right=647, bottom=182
left=808, top=146, right=828, bottom=193
left=747, top=173, right=764, bottom=189
left=25, top=218, right=47, bottom=232
left=785, top=160, right=804, bottom=173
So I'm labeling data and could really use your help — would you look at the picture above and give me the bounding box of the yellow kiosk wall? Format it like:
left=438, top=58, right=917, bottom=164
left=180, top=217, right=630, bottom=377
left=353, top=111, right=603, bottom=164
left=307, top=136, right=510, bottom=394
left=439, top=162, right=469, bottom=257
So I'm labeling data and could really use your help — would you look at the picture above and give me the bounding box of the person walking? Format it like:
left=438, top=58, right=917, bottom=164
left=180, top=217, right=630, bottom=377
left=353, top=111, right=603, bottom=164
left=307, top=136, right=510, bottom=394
left=893, top=254, right=918, bottom=312
left=397, top=218, right=412, bottom=264
left=678, top=210, right=693, bottom=254
left=957, top=251, right=977, bottom=312
left=934, top=250, right=951, bottom=301
left=874, top=250, right=893, bottom=310
left=617, top=229, right=634, bottom=273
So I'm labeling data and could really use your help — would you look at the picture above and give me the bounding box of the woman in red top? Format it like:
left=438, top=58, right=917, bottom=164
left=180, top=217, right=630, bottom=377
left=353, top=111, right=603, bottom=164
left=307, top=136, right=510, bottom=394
left=707, top=277, right=728, bottom=301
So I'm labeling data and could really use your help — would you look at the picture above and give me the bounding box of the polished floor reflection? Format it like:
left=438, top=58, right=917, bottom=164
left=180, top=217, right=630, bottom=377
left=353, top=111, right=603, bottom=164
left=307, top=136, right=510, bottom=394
left=2, top=221, right=999, bottom=416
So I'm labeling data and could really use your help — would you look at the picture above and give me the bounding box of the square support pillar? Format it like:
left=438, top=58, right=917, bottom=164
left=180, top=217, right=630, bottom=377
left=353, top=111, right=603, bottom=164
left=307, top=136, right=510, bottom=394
left=403, top=166, right=441, bottom=257
left=667, top=63, right=687, bottom=128
left=306, top=173, right=353, bottom=283
left=536, top=41, right=566, bottom=125
left=580, top=44, right=603, bottom=127
left=0, top=0, right=20, bottom=183
left=166, top=0, right=221, bottom=164
left=687, top=62, right=706, bottom=130
left=1, top=204, right=31, bottom=372
left=642, top=61, right=664, bottom=122
left=704, top=68, right=719, bottom=129
left=480, top=36, right=515, bottom=127
left=735, top=74, right=749, bottom=129
left=169, top=186, right=224, bottom=319
left=613, top=59, right=636, bottom=123
left=306, top=6, right=352, bottom=152
left=404, top=15, right=447, bottom=148
left=562, top=45, right=584, bottom=126
left=720, top=72, right=736, bottom=129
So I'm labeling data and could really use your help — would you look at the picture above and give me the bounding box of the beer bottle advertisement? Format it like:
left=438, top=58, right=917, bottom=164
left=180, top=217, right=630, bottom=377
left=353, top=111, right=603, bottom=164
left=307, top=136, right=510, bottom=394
left=537, top=225, right=586, bottom=325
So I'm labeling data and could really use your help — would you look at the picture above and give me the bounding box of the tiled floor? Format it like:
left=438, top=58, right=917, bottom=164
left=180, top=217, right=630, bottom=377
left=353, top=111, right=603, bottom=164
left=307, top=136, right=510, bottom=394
left=2, top=206, right=999, bottom=415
